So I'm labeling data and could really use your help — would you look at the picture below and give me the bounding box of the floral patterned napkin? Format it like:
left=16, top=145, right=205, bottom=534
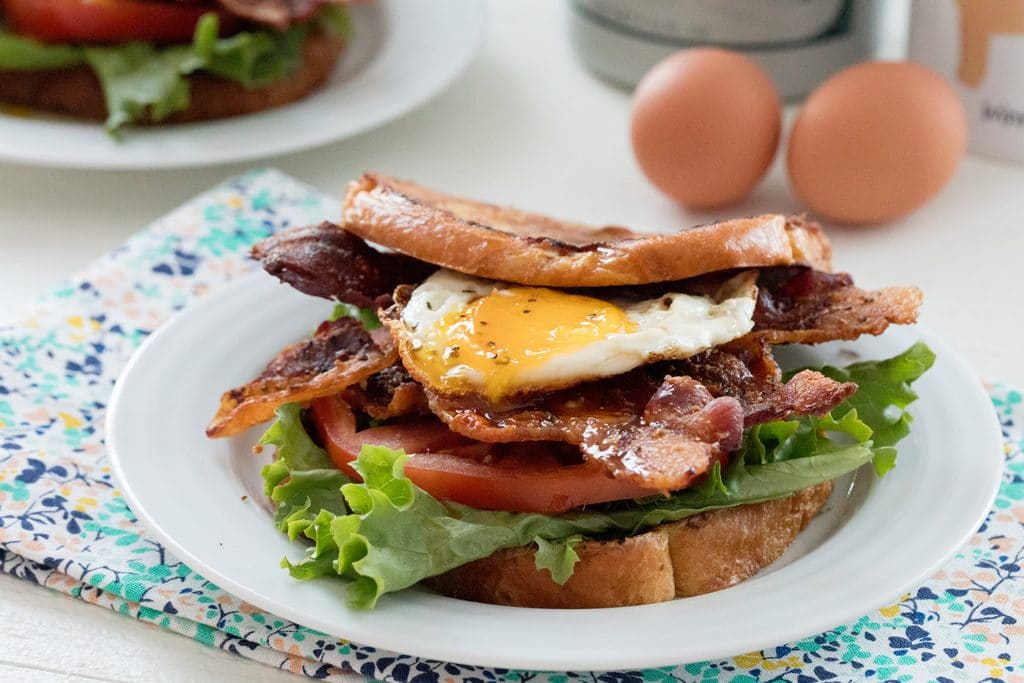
left=1, top=169, right=1022, bottom=683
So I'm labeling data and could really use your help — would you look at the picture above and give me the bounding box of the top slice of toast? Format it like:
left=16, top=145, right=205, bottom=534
left=341, top=173, right=832, bottom=287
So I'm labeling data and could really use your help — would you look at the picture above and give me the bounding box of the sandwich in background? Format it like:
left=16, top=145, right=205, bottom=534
left=0, top=0, right=353, bottom=133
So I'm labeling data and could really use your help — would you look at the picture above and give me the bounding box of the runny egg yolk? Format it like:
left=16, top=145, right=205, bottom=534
left=414, top=287, right=637, bottom=401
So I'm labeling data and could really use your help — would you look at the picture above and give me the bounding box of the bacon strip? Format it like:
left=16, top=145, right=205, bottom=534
left=750, top=267, right=922, bottom=344
left=426, top=367, right=853, bottom=442
left=744, top=370, right=858, bottom=425
left=425, top=369, right=658, bottom=445
left=426, top=341, right=854, bottom=434
left=341, top=363, right=429, bottom=421
left=206, top=317, right=396, bottom=438
left=579, top=377, right=744, bottom=491
left=252, top=222, right=435, bottom=308
left=422, top=347, right=856, bottom=491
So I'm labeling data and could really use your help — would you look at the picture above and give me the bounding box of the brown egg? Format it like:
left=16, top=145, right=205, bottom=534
left=630, top=48, right=781, bottom=208
left=787, top=61, right=967, bottom=224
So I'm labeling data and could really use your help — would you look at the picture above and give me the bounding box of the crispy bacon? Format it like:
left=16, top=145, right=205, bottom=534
left=579, top=377, right=744, bottom=491
left=743, top=370, right=857, bottom=425
left=425, top=369, right=659, bottom=445
left=426, top=365, right=853, bottom=440
left=206, top=317, right=396, bottom=438
left=341, top=363, right=429, bottom=421
left=750, top=267, right=922, bottom=344
left=672, top=338, right=783, bottom=406
left=423, top=347, right=856, bottom=491
left=426, top=342, right=854, bottom=435
left=252, top=222, right=435, bottom=308
left=670, top=339, right=854, bottom=422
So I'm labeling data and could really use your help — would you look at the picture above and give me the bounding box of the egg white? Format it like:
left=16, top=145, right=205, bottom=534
left=396, top=269, right=757, bottom=397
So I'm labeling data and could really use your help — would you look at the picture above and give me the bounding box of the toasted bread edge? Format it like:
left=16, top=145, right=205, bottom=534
left=341, top=173, right=834, bottom=286
left=425, top=482, right=834, bottom=608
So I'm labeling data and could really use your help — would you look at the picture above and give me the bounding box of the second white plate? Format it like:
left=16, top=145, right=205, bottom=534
left=107, top=272, right=1003, bottom=671
left=0, top=0, right=484, bottom=169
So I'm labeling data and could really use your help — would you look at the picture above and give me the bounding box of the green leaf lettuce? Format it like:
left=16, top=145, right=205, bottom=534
left=0, top=33, right=82, bottom=70
left=329, top=302, right=382, bottom=330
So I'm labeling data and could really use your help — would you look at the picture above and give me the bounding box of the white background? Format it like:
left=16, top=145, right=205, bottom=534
left=1, top=1, right=1022, bottom=680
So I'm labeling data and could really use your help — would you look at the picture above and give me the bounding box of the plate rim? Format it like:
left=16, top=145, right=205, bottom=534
left=107, top=271, right=1005, bottom=670
left=0, top=0, right=485, bottom=170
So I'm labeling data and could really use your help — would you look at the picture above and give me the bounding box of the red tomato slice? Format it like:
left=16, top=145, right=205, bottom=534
left=2, top=0, right=238, bottom=44
left=310, top=395, right=658, bottom=514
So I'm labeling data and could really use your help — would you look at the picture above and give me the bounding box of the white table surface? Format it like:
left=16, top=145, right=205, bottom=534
left=1, top=1, right=1022, bottom=681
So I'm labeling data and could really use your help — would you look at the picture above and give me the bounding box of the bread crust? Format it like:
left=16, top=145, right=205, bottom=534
left=668, top=481, right=833, bottom=596
left=341, top=173, right=833, bottom=287
left=425, top=482, right=833, bottom=608
left=0, top=29, right=344, bottom=124
left=427, top=532, right=677, bottom=608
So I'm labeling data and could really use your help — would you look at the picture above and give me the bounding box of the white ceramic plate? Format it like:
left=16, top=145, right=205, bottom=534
left=0, top=1, right=483, bottom=170
left=107, top=272, right=1003, bottom=671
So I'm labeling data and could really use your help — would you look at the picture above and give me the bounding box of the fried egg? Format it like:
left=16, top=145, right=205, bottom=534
left=395, top=269, right=757, bottom=402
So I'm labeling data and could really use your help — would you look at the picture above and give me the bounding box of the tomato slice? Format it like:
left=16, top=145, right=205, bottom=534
left=310, top=395, right=658, bottom=514
left=2, top=0, right=238, bottom=44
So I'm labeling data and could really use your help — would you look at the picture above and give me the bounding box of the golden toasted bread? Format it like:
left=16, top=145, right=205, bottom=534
left=0, top=29, right=344, bottom=124
left=425, top=482, right=832, bottom=608
left=340, top=173, right=833, bottom=287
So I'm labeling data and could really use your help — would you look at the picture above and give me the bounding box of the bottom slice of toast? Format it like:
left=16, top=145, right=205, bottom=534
left=425, top=482, right=833, bottom=608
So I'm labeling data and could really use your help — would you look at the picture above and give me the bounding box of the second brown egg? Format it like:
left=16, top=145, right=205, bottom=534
left=787, top=61, right=967, bottom=225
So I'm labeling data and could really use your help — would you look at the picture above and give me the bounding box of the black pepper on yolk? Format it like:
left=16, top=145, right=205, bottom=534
left=412, top=286, right=637, bottom=402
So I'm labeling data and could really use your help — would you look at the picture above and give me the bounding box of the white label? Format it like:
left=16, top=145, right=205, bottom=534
left=910, top=0, right=1024, bottom=161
